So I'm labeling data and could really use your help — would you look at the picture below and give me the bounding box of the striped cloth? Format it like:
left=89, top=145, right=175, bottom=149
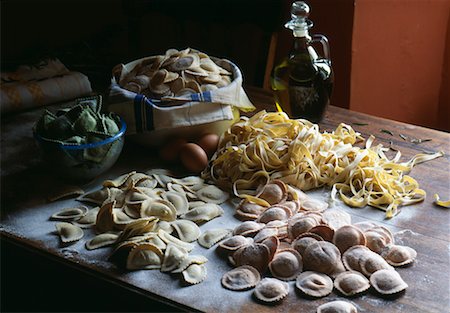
left=0, top=58, right=92, bottom=114
left=107, top=57, right=255, bottom=135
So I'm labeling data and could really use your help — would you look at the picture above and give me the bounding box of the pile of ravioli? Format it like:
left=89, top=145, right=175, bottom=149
left=114, top=48, right=233, bottom=99
left=50, top=169, right=231, bottom=285
left=213, top=180, right=416, bottom=310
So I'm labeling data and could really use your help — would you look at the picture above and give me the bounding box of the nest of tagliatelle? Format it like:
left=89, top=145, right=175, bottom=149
left=202, top=111, right=443, bottom=218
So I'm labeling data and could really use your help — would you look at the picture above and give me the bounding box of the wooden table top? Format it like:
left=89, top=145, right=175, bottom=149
left=1, top=86, right=449, bottom=312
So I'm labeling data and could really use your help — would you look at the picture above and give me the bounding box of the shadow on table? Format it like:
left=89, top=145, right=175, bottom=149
left=0, top=240, right=186, bottom=312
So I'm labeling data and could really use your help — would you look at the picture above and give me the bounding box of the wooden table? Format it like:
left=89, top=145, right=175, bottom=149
left=1, top=87, right=449, bottom=312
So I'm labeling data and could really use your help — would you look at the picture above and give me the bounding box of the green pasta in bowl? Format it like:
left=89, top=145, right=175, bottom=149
left=33, top=96, right=126, bottom=181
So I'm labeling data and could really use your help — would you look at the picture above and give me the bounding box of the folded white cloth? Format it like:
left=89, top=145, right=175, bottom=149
left=0, top=58, right=92, bottom=114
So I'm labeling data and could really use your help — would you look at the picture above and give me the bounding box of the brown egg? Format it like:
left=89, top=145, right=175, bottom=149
left=179, top=143, right=208, bottom=173
left=159, top=138, right=188, bottom=162
left=196, top=133, right=219, bottom=157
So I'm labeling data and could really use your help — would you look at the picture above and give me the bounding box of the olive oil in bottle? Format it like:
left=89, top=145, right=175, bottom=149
left=271, top=1, right=333, bottom=123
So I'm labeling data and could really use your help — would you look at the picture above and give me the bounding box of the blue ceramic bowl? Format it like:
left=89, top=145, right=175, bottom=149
left=34, top=117, right=127, bottom=181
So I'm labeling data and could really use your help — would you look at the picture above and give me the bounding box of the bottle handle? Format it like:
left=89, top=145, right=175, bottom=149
left=311, top=34, right=331, bottom=60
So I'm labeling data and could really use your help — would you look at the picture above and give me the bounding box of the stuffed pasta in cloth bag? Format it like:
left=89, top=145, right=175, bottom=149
left=106, top=48, right=255, bottom=146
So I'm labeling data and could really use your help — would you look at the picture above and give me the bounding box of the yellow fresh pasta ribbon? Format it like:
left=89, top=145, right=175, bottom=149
left=434, top=194, right=450, bottom=208
left=204, top=111, right=444, bottom=218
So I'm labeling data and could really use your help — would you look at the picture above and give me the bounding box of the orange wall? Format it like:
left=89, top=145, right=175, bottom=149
left=350, top=0, right=450, bottom=131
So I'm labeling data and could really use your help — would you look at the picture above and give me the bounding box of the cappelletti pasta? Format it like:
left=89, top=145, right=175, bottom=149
left=203, top=111, right=443, bottom=218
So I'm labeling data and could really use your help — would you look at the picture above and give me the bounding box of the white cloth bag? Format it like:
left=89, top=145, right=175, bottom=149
left=106, top=56, right=255, bottom=145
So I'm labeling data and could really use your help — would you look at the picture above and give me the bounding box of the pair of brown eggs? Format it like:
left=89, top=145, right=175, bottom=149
left=159, top=133, right=220, bottom=173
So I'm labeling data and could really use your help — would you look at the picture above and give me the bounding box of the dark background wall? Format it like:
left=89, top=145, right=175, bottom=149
left=2, top=0, right=133, bottom=90
left=1, top=0, right=285, bottom=90
left=1, top=0, right=448, bottom=129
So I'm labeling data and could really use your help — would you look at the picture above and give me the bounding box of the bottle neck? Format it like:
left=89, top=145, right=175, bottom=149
left=292, top=31, right=319, bottom=60
left=293, top=29, right=311, bottom=39
left=292, top=34, right=311, bottom=53
left=294, top=34, right=309, bottom=46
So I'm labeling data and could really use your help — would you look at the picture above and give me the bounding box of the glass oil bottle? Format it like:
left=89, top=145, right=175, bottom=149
left=271, top=1, right=333, bottom=122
